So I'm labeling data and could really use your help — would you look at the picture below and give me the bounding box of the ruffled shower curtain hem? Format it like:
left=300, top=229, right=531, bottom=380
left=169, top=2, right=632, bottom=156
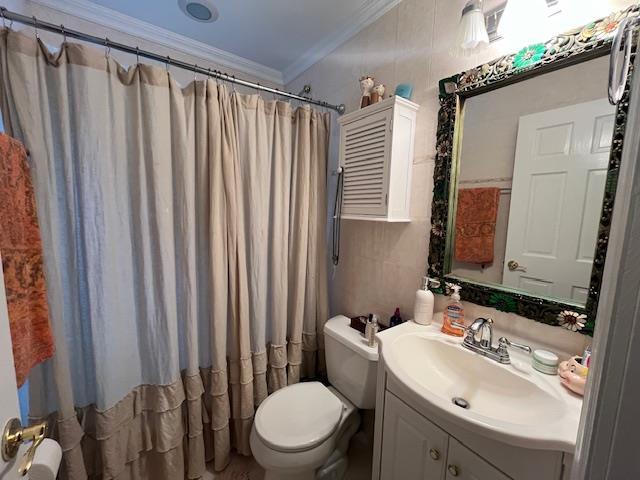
left=40, top=338, right=322, bottom=480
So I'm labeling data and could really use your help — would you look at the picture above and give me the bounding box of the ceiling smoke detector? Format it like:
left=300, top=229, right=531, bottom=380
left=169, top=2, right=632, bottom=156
left=178, top=0, right=219, bottom=23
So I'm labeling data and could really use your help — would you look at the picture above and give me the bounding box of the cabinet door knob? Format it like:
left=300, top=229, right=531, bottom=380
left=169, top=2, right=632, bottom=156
left=447, top=464, right=459, bottom=476
left=429, top=448, right=440, bottom=461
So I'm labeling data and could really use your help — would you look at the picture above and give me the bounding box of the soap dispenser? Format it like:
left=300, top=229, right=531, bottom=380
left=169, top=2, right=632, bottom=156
left=413, top=277, right=435, bottom=326
left=441, top=285, right=465, bottom=337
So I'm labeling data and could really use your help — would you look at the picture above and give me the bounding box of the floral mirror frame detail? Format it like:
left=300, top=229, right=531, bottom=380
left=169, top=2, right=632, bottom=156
left=428, top=6, right=640, bottom=335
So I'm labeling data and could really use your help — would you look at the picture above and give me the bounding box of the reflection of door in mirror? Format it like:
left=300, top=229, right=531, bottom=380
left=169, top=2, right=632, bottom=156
left=503, top=99, right=615, bottom=304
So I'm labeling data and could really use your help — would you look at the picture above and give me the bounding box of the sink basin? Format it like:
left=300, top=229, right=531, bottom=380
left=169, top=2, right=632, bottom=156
left=391, top=334, right=564, bottom=425
left=380, top=324, right=583, bottom=452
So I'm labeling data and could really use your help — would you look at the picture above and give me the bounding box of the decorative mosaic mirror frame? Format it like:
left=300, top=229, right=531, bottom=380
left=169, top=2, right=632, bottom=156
left=428, top=6, right=639, bottom=335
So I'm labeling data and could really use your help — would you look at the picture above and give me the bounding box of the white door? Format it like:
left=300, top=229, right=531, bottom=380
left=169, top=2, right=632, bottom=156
left=503, top=99, right=615, bottom=303
left=380, top=392, right=448, bottom=480
left=445, top=438, right=511, bottom=480
left=0, top=254, right=21, bottom=480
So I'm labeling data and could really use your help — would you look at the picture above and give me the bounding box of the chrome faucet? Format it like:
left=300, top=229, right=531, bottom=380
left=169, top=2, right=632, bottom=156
left=457, top=317, right=531, bottom=364
left=467, top=317, right=493, bottom=349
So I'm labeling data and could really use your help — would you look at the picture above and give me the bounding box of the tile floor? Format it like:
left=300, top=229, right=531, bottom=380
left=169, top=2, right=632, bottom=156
left=203, top=427, right=374, bottom=480
left=203, top=454, right=264, bottom=480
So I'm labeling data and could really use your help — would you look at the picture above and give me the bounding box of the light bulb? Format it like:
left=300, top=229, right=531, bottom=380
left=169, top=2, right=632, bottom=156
left=455, top=0, right=490, bottom=57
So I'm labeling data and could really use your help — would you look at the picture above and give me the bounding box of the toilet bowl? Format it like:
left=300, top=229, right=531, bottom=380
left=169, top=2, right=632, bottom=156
left=250, top=316, right=379, bottom=480
left=250, top=383, right=359, bottom=480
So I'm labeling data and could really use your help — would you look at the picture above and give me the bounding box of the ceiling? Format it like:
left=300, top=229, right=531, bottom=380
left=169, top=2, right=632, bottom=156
left=76, top=0, right=400, bottom=84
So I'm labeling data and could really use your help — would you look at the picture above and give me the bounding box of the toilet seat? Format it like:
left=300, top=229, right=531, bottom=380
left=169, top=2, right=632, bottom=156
left=254, top=382, right=344, bottom=453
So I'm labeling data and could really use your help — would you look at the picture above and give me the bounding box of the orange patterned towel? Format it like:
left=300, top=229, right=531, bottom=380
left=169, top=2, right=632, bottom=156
left=0, top=133, right=54, bottom=387
left=454, top=187, right=500, bottom=265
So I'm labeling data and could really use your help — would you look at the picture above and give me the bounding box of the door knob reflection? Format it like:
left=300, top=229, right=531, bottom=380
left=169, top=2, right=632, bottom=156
left=507, top=260, right=527, bottom=272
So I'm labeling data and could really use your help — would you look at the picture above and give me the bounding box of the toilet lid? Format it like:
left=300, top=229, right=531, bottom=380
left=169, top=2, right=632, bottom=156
left=254, top=382, right=344, bottom=453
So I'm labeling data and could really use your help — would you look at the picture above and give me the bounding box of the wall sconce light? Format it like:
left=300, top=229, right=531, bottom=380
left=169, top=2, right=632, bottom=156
left=455, top=0, right=490, bottom=57
left=456, top=0, right=561, bottom=56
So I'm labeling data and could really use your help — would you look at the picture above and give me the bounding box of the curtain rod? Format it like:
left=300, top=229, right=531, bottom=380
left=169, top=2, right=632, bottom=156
left=0, top=7, right=346, bottom=114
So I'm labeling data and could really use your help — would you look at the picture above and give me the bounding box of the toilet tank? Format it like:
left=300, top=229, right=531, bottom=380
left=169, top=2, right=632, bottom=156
left=324, top=315, right=378, bottom=409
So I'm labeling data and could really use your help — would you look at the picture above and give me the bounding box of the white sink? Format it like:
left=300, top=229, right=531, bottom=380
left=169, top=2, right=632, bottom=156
left=379, top=323, right=583, bottom=452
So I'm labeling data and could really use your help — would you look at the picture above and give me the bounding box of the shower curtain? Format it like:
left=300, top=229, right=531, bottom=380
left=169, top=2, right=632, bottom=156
left=0, top=29, right=329, bottom=480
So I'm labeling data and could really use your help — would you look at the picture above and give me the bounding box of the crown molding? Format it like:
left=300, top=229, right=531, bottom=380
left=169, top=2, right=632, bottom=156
left=27, top=0, right=402, bottom=89
left=28, top=0, right=285, bottom=85
left=282, top=0, right=402, bottom=85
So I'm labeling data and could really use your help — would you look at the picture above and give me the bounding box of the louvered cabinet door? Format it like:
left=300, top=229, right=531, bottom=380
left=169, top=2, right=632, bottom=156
left=340, top=108, right=393, bottom=217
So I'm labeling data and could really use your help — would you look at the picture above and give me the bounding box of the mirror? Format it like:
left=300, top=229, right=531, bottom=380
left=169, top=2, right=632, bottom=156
left=450, top=56, right=612, bottom=307
left=428, top=6, right=639, bottom=334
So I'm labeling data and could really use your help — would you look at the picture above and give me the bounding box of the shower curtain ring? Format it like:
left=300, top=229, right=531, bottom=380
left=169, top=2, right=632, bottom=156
left=193, top=64, right=198, bottom=82
left=165, top=55, right=170, bottom=72
left=32, top=16, right=39, bottom=39
left=61, top=24, right=67, bottom=43
left=2, top=9, right=12, bottom=29
left=104, top=37, right=111, bottom=59
left=135, top=46, right=140, bottom=65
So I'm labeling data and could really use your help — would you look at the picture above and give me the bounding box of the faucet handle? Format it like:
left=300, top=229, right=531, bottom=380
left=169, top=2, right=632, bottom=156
left=497, top=337, right=532, bottom=355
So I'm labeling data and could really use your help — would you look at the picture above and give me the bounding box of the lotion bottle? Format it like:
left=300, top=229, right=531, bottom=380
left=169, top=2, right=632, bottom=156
left=441, top=285, right=465, bottom=337
left=413, top=277, right=435, bottom=325
left=365, top=314, right=379, bottom=347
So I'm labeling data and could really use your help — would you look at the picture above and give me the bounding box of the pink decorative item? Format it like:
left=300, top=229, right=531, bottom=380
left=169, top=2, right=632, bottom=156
left=558, top=356, right=588, bottom=396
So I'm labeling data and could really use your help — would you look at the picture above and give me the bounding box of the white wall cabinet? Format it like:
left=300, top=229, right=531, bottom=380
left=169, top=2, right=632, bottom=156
left=338, top=96, right=419, bottom=222
left=380, top=392, right=511, bottom=480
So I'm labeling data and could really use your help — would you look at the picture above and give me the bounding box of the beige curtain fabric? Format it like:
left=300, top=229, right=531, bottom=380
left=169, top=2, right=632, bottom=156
left=0, top=29, right=329, bottom=480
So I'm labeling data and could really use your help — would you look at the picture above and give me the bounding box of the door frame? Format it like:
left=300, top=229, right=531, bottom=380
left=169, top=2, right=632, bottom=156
left=572, top=50, right=640, bottom=479
left=0, top=252, right=21, bottom=480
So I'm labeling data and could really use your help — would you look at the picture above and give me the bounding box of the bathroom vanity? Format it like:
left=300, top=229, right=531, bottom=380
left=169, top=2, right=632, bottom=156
left=371, top=321, right=581, bottom=480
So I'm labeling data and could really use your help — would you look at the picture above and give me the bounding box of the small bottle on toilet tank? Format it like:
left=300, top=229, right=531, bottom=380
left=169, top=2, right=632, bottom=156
left=389, top=307, right=403, bottom=327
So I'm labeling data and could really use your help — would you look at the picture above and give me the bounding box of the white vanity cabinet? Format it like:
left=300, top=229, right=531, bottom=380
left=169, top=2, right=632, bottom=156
left=374, top=381, right=568, bottom=480
left=380, top=392, right=510, bottom=480
left=372, top=323, right=578, bottom=480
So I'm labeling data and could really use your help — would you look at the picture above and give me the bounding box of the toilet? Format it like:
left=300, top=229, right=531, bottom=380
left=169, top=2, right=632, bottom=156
left=250, top=315, right=379, bottom=480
